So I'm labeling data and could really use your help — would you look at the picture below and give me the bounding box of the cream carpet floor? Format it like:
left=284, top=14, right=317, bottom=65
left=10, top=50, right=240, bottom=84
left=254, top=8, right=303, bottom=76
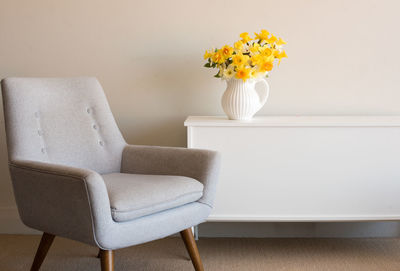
left=1, top=235, right=400, bottom=270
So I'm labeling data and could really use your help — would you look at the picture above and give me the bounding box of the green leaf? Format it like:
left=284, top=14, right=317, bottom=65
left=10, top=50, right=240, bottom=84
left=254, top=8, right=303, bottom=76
left=204, top=63, right=211, bottom=68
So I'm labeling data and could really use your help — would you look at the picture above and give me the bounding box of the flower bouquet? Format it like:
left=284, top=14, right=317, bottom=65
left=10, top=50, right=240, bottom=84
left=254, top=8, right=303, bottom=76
left=203, top=30, right=287, bottom=82
left=203, top=30, right=287, bottom=120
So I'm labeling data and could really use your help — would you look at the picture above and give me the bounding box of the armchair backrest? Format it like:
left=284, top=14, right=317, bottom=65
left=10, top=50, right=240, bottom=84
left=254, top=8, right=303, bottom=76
left=1, top=77, right=126, bottom=173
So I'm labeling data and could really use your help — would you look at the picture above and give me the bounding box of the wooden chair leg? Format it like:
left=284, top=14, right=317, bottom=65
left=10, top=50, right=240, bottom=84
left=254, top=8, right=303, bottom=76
left=30, top=232, right=55, bottom=271
left=100, top=249, right=114, bottom=271
left=180, top=228, right=204, bottom=271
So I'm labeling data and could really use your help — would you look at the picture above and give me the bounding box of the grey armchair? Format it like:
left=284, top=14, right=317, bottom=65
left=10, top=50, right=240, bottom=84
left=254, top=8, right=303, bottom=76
left=1, top=77, right=220, bottom=271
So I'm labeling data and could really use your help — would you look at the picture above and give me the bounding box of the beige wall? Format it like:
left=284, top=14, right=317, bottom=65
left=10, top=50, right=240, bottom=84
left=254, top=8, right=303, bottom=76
left=1, top=0, right=400, bottom=234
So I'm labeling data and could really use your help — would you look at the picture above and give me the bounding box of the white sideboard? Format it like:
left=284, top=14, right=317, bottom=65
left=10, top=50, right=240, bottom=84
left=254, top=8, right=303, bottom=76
left=185, top=116, right=400, bottom=222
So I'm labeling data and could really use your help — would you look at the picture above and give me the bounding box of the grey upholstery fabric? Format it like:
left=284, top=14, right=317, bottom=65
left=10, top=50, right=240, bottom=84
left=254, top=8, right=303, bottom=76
left=1, top=77, right=125, bottom=173
left=102, top=173, right=203, bottom=222
left=9, top=159, right=212, bottom=250
left=121, top=145, right=221, bottom=207
left=8, top=160, right=105, bottom=246
left=1, top=77, right=220, bottom=250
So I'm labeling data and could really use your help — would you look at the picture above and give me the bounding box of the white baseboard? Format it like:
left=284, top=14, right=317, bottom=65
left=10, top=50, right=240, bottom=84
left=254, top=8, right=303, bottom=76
left=0, top=207, right=40, bottom=234
left=199, top=221, right=400, bottom=238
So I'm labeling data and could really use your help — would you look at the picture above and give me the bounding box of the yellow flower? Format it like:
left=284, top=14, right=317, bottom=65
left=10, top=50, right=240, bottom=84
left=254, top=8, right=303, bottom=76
left=266, top=55, right=275, bottom=62
left=235, top=67, right=251, bottom=81
left=250, top=54, right=262, bottom=66
left=203, top=50, right=213, bottom=60
left=279, top=50, right=288, bottom=58
left=240, top=32, right=252, bottom=43
left=276, top=38, right=287, bottom=46
left=254, top=29, right=269, bottom=41
left=260, top=46, right=273, bottom=57
left=275, top=50, right=288, bottom=64
left=267, top=34, right=278, bottom=45
left=249, top=43, right=260, bottom=54
left=211, top=50, right=225, bottom=64
left=232, top=53, right=250, bottom=67
left=223, top=65, right=235, bottom=79
left=221, top=45, right=234, bottom=59
left=258, top=60, right=274, bottom=72
left=234, top=41, right=244, bottom=52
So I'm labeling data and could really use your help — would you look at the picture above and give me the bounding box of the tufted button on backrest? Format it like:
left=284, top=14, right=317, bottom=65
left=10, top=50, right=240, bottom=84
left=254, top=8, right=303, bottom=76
left=1, top=77, right=126, bottom=174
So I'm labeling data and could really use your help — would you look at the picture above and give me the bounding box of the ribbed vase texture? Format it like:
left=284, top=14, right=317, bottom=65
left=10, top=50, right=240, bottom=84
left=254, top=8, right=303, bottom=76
left=221, top=78, right=269, bottom=120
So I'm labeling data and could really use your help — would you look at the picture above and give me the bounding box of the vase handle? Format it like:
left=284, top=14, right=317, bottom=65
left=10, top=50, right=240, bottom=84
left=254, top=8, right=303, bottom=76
left=256, top=78, right=270, bottom=110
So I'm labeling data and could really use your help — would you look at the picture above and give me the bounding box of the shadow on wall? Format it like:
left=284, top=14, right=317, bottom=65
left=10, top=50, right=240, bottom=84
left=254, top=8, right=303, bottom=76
left=109, top=54, right=223, bottom=147
left=121, top=118, right=189, bottom=147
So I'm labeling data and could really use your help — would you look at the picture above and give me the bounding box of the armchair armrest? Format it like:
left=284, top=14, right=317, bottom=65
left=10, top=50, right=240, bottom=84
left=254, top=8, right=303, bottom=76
left=8, top=160, right=111, bottom=246
left=121, top=145, right=221, bottom=207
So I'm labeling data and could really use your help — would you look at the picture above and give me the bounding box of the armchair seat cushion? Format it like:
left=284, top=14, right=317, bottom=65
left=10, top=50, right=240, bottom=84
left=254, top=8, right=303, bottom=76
left=102, top=173, right=204, bottom=222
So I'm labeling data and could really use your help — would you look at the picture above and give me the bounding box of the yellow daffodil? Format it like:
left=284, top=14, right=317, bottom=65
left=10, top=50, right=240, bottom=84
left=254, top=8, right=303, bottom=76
left=221, top=45, right=234, bottom=59
left=232, top=53, right=250, bottom=67
left=260, top=46, right=273, bottom=57
left=203, top=50, right=213, bottom=60
left=223, top=65, right=235, bottom=79
left=235, top=67, right=251, bottom=81
left=258, top=60, right=274, bottom=72
left=266, top=55, right=275, bottom=62
left=249, top=43, right=260, bottom=54
left=279, top=51, right=288, bottom=58
left=254, top=29, right=269, bottom=41
left=267, top=34, right=278, bottom=45
left=240, top=32, right=253, bottom=43
left=234, top=40, right=244, bottom=52
left=276, top=50, right=288, bottom=64
left=276, top=38, right=287, bottom=46
left=211, top=50, right=225, bottom=64
left=250, top=54, right=262, bottom=66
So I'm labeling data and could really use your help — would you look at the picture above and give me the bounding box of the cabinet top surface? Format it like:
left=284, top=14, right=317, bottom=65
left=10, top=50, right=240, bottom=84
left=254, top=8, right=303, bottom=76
left=184, top=116, right=400, bottom=127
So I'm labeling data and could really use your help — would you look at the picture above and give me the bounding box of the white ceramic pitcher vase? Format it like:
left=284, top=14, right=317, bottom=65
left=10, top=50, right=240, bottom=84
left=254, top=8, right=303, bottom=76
left=221, top=77, right=270, bottom=120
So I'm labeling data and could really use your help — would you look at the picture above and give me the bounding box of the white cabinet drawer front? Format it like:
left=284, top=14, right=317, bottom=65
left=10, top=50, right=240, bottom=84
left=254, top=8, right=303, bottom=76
left=188, top=125, right=400, bottom=221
